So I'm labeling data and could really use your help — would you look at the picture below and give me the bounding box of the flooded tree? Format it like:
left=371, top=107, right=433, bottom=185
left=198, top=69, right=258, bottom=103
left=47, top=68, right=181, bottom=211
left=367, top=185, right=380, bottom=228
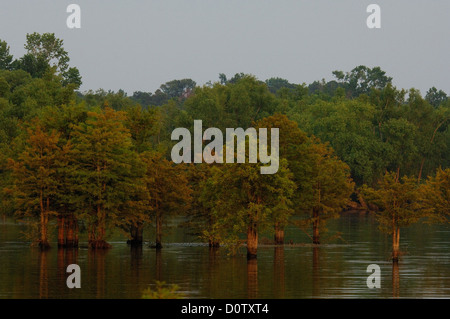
left=296, top=137, right=354, bottom=244
left=255, top=114, right=309, bottom=244
left=140, top=152, right=192, bottom=249
left=6, top=121, right=68, bottom=249
left=363, top=172, right=425, bottom=262
left=70, top=107, right=141, bottom=249
left=206, top=160, right=295, bottom=259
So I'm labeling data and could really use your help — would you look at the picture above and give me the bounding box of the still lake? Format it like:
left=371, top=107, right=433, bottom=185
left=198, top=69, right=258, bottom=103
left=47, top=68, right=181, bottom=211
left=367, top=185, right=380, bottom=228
left=0, top=211, right=449, bottom=299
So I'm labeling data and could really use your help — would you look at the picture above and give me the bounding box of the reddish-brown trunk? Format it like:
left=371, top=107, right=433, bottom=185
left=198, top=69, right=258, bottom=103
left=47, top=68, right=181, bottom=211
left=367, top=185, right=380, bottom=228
left=247, top=258, right=258, bottom=298
left=155, top=210, right=162, bottom=249
left=57, top=215, right=65, bottom=248
left=274, top=223, right=284, bottom=245
left=65, top=214, right=79, bottom=248
left=273, top=247, right=285, bottom=298
left=89, top=205, right=110, bottom=249
left=39, top=251, right=49, bottom=299
left=208, top=239, right=220, bottom=248
left=247, top=223, right=258, bottom=259
left=418, top=158, right=425, bottom=182
left=392, top=261, right=400, bottom=298
left=392, top=226, right=400, bottom=262
left=313, top=208, right=320, bottom=245
left=38, top=190, right=50, bottom=249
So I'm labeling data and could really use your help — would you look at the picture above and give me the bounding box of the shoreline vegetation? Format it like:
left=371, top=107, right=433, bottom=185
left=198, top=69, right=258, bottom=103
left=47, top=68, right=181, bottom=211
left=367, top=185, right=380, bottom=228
left=0, top=33, right=449, bottom=264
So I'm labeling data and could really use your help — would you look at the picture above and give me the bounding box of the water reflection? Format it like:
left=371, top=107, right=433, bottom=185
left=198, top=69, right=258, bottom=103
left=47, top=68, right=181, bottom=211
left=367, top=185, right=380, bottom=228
left=247, top=258, right=258, bottom=299
left=39, top=250, right=48, bottom=299
left=1, top=213, right=449, bottom=299
left=155, top=249, right=162, bottom=282
left=273, top=247, right=285, bottom=298
left=312, top=246, right=320, bottom=298
left=392, top=262, right=400, bottom=298
left=88, top=249, right=108, bottom=298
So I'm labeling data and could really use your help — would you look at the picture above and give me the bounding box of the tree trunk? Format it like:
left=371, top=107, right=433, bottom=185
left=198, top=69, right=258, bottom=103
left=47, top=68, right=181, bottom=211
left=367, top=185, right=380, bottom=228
left=273, top=247, right=285, bottom=298
left=66, top=215, right=74, bottom=247
left=418, top=158, right=425, bottom=182
left=313, top=208, right=320, bottom=245
left=208, top=214, right=220, bottom=247
left=65, top=214, right=79, bottom=248
left=74, top=217, right=79, bottom=247
left=208, top=239, right=220, bottom=248
left=247, top=223, right=258, bottom=259
left=392, top=260, right=400, bottom=298
left=356, top=190, right=368, bottom=210
left=274, top=223, right=284, bottom=245
left=392, top=226, right=400, bottom=262
left=155, top=210, right=162, bottom=249
left=128, top=222, right=144, bottom=246
left=89, top=205, right=110, bottom=249
left=57, top=215, right=65, bottom=248
left=39, top=191, right=50, bottom=250
left=39, top=212, right=50, bottom=249
left=247, top=258, right=258, bottom=298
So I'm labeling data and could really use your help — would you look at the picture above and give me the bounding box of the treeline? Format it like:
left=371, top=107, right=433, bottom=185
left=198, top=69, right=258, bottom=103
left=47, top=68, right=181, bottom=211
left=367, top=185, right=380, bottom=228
left=0, top=33, right=449, bottom=261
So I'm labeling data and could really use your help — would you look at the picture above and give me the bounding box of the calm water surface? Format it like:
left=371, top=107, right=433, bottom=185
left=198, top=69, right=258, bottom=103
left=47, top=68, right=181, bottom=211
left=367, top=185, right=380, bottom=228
left=0, top=212, right=449, bottom=298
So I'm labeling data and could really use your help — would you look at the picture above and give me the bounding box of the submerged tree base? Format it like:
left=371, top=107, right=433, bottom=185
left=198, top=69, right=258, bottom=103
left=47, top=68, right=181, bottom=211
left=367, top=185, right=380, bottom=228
left=127, top=239, right=143, bottom=246
left=208, top=241, right=220, bottom=248
left=247, top=252, right=257, bottom=260
left=88, top=240, right=111, bottom=249
left=38, top=241, right=51, bottom=250
left=58, top=241, right=79, bottom=249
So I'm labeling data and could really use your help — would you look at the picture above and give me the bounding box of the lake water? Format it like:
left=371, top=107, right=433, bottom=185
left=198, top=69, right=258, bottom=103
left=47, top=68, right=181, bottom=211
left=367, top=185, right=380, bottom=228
left=0, top=212, right=449, bottom=299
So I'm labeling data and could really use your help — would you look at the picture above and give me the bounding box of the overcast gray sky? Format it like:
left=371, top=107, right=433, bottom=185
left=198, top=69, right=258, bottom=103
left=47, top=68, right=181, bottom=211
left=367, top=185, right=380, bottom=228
left=0, top=0, right=449, bottom=95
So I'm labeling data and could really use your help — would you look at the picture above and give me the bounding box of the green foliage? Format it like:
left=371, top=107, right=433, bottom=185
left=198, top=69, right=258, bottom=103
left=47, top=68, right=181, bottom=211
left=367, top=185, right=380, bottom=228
left=421, top=168, right=450, bottom=223
left=140, top=151, right=192, bottom=247
left=362, top=172, right=424, bottom=233
left=204, top=158, right=295, bottom=255
left=425, top=87, right=448, bottom=108
left=333, top=65, right=392, bottom=98
left=0, top=40, right=13, bottom=70
left=362, top=171, right=426, bottom=261
left=1, top=38, right=449, bottom=255
left=69, top=107, right=142, bottom=247
left=142, top=281, right=184, bottom=299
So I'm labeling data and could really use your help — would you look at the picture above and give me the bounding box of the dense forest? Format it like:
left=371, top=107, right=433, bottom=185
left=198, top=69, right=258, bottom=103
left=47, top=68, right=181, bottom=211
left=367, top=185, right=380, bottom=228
left=1, top=33, right=449, bottom=262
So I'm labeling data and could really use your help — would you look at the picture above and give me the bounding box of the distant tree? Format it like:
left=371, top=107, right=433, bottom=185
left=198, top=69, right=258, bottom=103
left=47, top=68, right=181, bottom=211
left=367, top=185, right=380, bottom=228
left=125, top=105, right=162, bottom=153
left=11, top=33, right=82, bottom=86
left=160, top=79, right=196, bottom=100
left=333, top=66, right=392, bottom=98
left=0, top=40, right=13, bottom=70
left=265, top=77, right=296, bottom=94
left=24, top=32, right=70, bottom=74
left=219, top=73, right=227, bottom=84
left=425, top=87, right=448, bottom=108
left=12, top=54, right=49, bottom=78
left=62, top=67, right=82, bottom=89
left=131, top=91, right=153, bottom=106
